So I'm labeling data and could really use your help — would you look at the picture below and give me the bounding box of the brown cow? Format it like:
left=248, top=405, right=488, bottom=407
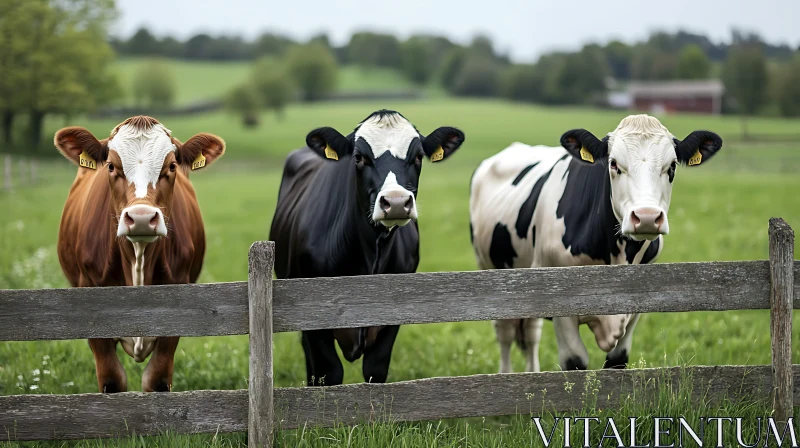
left=54, top=116, right=225, bottom=393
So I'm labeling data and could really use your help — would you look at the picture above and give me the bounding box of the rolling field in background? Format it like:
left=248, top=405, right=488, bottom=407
left=2, top=60, right=800, bottom=446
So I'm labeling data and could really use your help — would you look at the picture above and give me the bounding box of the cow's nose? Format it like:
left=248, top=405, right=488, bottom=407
left=379, top=194, right=413, bottom=219
left=630, top=207, right=665, bottom=234
left=118, top=205, right=166, bottom=241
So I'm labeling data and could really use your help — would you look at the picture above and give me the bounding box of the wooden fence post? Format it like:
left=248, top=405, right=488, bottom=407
left=248, top=241, right=275, bottom=448
left=768, top=218, right=794, bottom=424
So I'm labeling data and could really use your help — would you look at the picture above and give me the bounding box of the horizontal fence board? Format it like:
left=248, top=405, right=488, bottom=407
left=3, top=261, right=800, bottom=340
left=0, top=282, right=248, bottom=341
left=0, top=390, right=247, bottom=441
left=275, top=365, right=800, bottom=429
left=4, top=366, right=798, bottom=441
left=272, top=261, right=800, bottom=332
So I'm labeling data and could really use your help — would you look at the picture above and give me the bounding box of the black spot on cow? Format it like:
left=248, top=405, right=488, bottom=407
left=565, top=356, right=588, bottom=370
left=515, top=166, right=555, bottom=239
left=603, top=350, right=628, bottom=369
left=469, top=221, right=474, bottom=245
left=511, top=163, right=539, bottom=186
left=489, top=223, right=517, bottom=269
left=624, top=237, right=661, bottom=264
left=556, top=157, right=619, bottom=264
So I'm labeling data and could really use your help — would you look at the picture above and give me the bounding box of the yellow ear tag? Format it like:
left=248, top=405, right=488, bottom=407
left=324, top=145, right=338, bottom=161
left=191, top=153, right=206, bottom=170
left=579, top=147, right=594, bottom=163
left=688, top=149, right=702, bottom=166
left=79, top=150, right=96, bottom=170
left=431, top=146, right=445, bottom=162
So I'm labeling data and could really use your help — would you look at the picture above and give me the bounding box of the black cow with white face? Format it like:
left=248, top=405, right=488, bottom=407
left=470, top=114, right=722, bottom=373
left=269, top=110, right=464, bottom=386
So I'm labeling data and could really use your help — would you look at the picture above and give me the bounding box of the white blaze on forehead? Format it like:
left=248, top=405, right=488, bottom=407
left=355, top=113, right=419, bottom=160
left=109, top=123, right=175, bottom=198
left=608, top=114, right=676, bottom=163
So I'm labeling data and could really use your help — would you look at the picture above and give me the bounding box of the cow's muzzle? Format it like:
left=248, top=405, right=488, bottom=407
left=117, top=204, right=167, bottom=242
left=622, top=206, right=668, bottom=241
left=373, top=188, right=417, bottom=227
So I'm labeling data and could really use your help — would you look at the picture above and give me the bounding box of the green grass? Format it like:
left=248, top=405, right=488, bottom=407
left=111, top=58, right=419, bottom=107
left=3, top=98, right=800, bottom=446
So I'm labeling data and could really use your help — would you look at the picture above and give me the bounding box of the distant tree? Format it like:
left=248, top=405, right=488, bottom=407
left=132, top=60, right=176, bottom=109
left=451, top=56, right=501, bottom=97
left=775, top=55, right=800, bottom=117
left=723, top=44, right=768, bottom=137
left=439, top=47, right=468, bottom=91
left=631, top=46, right=677, bottom=80
left=401, top=37, right=433, bottom=85
left=159, top=36, right=184, bottom=58
left=554, top=46, right=608, bottom=104
left=225, top=83, right=262, bottom=128
left=2, top=0, right=120, bottom=150
left=604, top=40, right=633, bottom=80
left=676, top=44, right=711, bottom=79
left=126, top=27, right=158, bottom=55
left=286, top=43, right=338, bottom=102
left=309, top=33, right=331, bottom=49
left=252, top=58, right=295, bottom=119
left=253, top=33, right=294, bottom=57
left=501, top=64, right=542, bottom=103
left=347, top=32, right=403, bottom=69
left=184, top=33, right=213, bottom=59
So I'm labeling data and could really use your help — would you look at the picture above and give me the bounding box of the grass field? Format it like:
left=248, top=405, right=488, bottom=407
left=2, top=98, right=800, bottom=446
left=111, top=58, right=417, bottom=106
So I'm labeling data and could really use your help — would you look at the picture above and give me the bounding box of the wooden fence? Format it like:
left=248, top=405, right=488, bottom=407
left=0, top=219, right=796, bottom=447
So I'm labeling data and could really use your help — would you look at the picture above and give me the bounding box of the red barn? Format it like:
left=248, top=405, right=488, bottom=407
left=628, top=80, right=724, bottom=115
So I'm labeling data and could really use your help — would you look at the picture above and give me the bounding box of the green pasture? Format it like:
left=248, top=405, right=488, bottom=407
left=111, top=58, right=416, bottom=106
left=2, top=98, right=800, bottom=446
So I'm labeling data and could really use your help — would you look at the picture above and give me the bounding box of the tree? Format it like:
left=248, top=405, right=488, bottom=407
left=501, top=64, right=542, bottom=103
left=723, top=44, right=768, bottom=137
left=631, top=45, right=677, bottom=80
left=131, top=59, right=176, bottom=109
left=347, top=32, right=403, bottom=70
left=553, top=46, right=609, bottom=104
left=126, top=27, right=158, bottom=55
left=775, top=55, right=800, bottom=117
left=676, top=44, right=711, bottom=79
left=451, top=56, right=501, bottom=97
left=439, top=47, right=468, bottom=91
left=286, top=43, right=338, bottom=102
left=604, top=40, right=633, bottom=80
left=251, top=58, right=295, bottom=119
left=225, top=83, right=262, bottom=128
left=253, top=32, right=294, bottom=57
left=4, top=0, right=119, bottom=151
left=401, top=37, right=433, bottom=85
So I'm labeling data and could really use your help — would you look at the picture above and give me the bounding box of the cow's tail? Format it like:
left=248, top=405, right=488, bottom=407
left=514, top=319, right=527, bottom=351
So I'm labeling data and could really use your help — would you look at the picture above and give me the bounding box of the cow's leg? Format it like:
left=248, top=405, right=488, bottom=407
left=88, top=338, right=127, bottom=393
left=553, top=316, right=589, bottom=370
left=494, top=319, right=517, bottom=373
left=301, top=330, right=344, bottom=386
left=362, top=325, right=400, bottom=383
left=523, top=318, right=543, bottom=372
left=603, top=314, right=640, bottom=369
left=142, top=336, right=180, bottom=392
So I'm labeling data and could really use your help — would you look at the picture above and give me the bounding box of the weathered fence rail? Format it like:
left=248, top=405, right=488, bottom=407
left=0, top=219, right=795, bottom=447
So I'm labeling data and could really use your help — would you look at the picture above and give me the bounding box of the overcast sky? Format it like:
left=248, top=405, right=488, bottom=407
left=116, top=0, right=800, bottom=63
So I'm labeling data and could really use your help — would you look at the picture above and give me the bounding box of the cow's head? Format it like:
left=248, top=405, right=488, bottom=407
left=55, top=115, right=225, bottom=246
left=305, top=110, right=464, bottom=228
left=561, top=115, right=722, bottom=241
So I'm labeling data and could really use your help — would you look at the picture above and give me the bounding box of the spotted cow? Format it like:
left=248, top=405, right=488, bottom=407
left=469, top=114, right=722, bottom=372
left=269, top=110, right=465, bottom=386
left=55, top=116, right=225, bottom=392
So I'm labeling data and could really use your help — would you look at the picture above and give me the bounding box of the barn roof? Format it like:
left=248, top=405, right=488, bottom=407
left=627, top=80, right=725, bottom=98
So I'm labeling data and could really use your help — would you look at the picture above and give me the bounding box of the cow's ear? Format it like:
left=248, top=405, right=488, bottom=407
left=560, top=129, right=608, bottom=164
left=54, top=126, right=107, bottom=169
left=177, top=133, right=226, bottom=171
left=674, top=131, right=722, bottom=167
left=306, top=127, right=350, bottom=161
left=422, top=127, right=464, bottom=162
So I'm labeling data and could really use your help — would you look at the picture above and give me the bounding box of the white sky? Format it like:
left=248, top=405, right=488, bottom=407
left=116, top=0, right=800, bottom=63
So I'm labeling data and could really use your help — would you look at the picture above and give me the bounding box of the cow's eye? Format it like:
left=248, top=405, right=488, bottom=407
left=670, top=161, right=677, bottom=170
left=169, top=162, right=177, bottom=173
left=107, top=163, right=115, bottom=173
left=354, top=153, right=364, bottom=167
left=609, top=159, right=617, bottom=170
left=416, top=152, right=424, bottom=164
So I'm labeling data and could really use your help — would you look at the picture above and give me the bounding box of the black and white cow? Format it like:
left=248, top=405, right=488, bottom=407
left=269, top=110, right=465, bottom=386
left=469, top=114, right=722, bottom=373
